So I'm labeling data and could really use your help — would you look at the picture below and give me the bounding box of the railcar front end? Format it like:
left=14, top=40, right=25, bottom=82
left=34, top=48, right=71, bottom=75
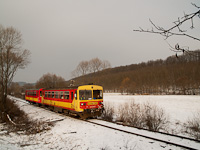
left=75, top=85, right=104, bottom=119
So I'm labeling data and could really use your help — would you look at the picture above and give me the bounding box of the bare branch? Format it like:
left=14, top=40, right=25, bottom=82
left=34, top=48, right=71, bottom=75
left=192, top=3, right=200, bottom=9
left=133, top=3, right=200, bottom=54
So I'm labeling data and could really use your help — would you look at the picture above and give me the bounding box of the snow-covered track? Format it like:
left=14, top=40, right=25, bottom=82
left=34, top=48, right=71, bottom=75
left=116, top=122, right=200, bottom=143
left=86, top=119, right=200, bottom=150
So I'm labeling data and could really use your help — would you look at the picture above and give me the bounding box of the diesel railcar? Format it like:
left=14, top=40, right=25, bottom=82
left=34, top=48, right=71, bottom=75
left=25, top=85, right=104, bottom=119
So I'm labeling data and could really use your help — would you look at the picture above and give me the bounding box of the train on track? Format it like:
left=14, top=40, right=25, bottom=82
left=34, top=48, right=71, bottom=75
left=25, top=84, right=104, bottom=119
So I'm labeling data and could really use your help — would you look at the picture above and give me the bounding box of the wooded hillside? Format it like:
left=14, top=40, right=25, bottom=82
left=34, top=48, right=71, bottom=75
left=69, top=51, right=200, bottom=95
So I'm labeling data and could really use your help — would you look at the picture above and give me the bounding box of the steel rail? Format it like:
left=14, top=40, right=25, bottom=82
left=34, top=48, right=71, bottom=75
left=86, top=120, right=199, bottom=150
left=115, top=122, right=200, bottom=143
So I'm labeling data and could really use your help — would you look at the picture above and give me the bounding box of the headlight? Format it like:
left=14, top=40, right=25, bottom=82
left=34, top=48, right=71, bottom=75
left=81, top=103, right=86, bottom=106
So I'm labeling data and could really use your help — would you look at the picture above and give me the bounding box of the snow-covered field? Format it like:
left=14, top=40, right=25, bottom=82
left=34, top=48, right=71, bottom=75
left=104, top=93, right=200, bottom=127
left=0, top=94, right=200, bottom=150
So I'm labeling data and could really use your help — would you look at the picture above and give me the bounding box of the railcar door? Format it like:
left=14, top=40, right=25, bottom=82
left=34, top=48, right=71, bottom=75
left=38, top=89, right=43, bottom=103
left=72, top=90, right=79, bottom=111
left=71, top=91, right=75, bottom=109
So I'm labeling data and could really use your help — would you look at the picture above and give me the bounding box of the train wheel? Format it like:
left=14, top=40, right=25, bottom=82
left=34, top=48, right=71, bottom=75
left=79, top=113, right=90, bottom=120
left=49, top=106, right=54, bottom=111
left=63, top=109, right=69, bottom=115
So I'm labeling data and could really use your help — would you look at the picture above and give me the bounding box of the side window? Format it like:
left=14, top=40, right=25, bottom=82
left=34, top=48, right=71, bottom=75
left=52, top=92, right=55, bottom=98
left=48, top=92, right=51, bottom=98
left=64, top=91, right=69, bottom=99
left=60, top=91, right=64, bottom=99
left=34, top=91, right=36, bottom=97
left=45, top=92, right=48, bottom=98
left=55, top=91, right=59, bottom=99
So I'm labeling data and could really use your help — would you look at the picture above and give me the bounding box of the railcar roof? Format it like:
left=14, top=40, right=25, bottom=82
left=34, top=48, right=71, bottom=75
left=26, top=84, right=102, bottom=91
left=44, top=86, right=79, bottom=90
left=26, top=89, right=42, bottom=91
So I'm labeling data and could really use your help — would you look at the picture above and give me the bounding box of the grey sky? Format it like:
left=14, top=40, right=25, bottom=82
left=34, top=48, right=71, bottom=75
left=1, top=0, right=200, bottom=83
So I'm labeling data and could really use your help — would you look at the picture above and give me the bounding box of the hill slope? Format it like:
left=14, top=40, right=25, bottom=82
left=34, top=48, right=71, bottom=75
left=69, top=51, right=200, bottom=95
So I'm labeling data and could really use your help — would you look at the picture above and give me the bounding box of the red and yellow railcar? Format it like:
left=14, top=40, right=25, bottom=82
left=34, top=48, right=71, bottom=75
left=25, top=85, right=104, bottom=118
left=25, top=88, right=43, bottom=104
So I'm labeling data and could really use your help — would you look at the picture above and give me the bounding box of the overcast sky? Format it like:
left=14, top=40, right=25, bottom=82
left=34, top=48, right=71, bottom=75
left=1, top=0, right=200, bottom=83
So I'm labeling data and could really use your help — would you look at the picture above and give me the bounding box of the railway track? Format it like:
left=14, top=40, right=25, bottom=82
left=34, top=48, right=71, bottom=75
left=11, top=96, right=200, bottom=150
left=86, top=119, right=200, bottom=150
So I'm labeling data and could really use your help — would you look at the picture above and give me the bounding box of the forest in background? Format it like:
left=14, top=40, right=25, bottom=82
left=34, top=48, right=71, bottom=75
left=68, top=50, right=200, bottom=95
left=10, top=50, right=200, bottom=96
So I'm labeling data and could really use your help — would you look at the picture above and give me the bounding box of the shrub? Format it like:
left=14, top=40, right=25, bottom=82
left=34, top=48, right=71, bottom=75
left=117, top=103, right=129, bottom=123
left=184, top=112, right=200, bottom=140
left=117, top=101, right=169, bottom=132
left=117, top=102, right=144, bottom=128
left=128, top=102, right=145, bottom=128
left=1, top=98, right=53, bottom=134
left=142, top=102, right=169, bottom=132
left=101, top=103, right=114, bottom=122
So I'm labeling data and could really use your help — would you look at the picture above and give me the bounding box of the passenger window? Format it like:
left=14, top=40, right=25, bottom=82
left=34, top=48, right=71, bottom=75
left=48, top=92, right=51, bottom=98
left=55, top=91, right=59, bottom=99
left=45, top=92, right=47, bottom=98
left=60, top=91, right=64, bottom=99
left=52, top=92, right=55, bottom=98
left=64, top=91, right=69, bottom=99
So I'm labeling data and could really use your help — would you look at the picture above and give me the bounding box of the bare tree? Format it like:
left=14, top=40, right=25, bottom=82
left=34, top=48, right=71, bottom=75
left=101, top=60, right=111, bottom=70
left=71, top=61, right=89, bottom=77
left=8, top=82, right=21, bottom=97
left=35, top=73, right=67, bottom=89
left=71, top=57, right=112, bottom=78
left=78, top=60, right=89, bottom=76
left=0, top=25, right=30, bottom=120
left=89, top=57, right=102, bottom=73
left=133, top=3, right=200, bottom=56
left=71, top=68, right=80, bottom=78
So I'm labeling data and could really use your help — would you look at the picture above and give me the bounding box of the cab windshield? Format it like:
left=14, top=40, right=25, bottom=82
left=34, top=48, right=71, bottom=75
left=79, top=90, right=92, bottom=100
left=93, top=90, right=103, bottom=99
left=79, top=90, right=103, bottom=100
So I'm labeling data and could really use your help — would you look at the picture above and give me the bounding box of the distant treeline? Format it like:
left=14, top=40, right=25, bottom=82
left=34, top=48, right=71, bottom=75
left=69, top=50, right=200, bottom=95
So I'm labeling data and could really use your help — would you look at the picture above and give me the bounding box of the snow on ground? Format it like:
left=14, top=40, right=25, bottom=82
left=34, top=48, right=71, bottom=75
left=0, top=94, right=200, bottom=150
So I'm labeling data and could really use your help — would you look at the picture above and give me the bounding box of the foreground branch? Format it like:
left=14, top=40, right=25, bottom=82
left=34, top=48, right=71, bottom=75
left=7, top=114, right=16, bottom=125
left=133, top=8, right=200, bottom=41
left=133, top=3, right=200, bottom=54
